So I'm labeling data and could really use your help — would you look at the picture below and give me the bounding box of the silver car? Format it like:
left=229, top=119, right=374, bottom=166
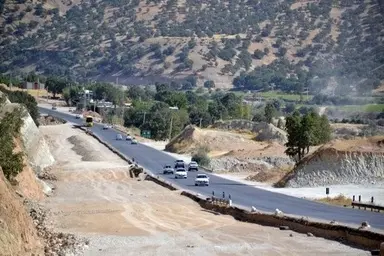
left=116, top=134, right=123, bottom=140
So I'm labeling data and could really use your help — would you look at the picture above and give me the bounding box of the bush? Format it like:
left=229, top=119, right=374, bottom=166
left=0, top=98, right=25, bottom=181
left=191, top=147, right=210, bottom=167
left=0, top=87, right=39, bottom=126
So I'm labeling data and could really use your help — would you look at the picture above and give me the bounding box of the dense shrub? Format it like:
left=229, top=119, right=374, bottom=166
left=191, top=147, right=210, bottom=167
left=0, top=96, right=25, bottom=180
left=0, top=87, right=39, bottom=126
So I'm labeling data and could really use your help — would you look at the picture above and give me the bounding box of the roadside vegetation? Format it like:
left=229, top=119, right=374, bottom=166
left=0, top=85, right=39, bottom=126
left=191, top=147, right=211, bottom=167
left=285, top=110, right=332, bottom=162
left=0, top=95, right=25, bottom=181
left=315, top=194, right=352, bottom=207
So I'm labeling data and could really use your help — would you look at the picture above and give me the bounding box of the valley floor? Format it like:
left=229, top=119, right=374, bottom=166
left=39, top=123, right=368, bottom=255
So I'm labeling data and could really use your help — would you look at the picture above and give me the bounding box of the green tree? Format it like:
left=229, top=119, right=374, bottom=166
left=264, top=102, right=277, bottom=123
left=164, top=92, right=188, bottom=109
left=0, top=100, right=25, bottom=180
left=285, top=111, right=331, bottom=162
left=62, top=86, right=81, bottom=106
left=45, top=76, right=67, bottom=98
left=284, top=111, right=302, bottom=161
left=204, top=80, right=215, bottom=89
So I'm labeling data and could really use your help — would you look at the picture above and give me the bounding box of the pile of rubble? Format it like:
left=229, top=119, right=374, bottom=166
left=39, top=115, right=66, bottom=126
left=37, top=167, right=57, bottom=181
left=25, top=200, right=88, bottom=256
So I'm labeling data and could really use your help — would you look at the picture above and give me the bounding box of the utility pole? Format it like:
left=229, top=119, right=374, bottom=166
left=169, top=114, right=173, bottom=141
left=168, top=106, right=178, bottom=141
left=83, top=88, right=87, bottom=112
left=142, top=112, right=146, bottom=125
left=121, top=104, right=125, bottom=125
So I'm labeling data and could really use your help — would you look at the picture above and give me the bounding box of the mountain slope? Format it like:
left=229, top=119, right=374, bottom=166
left=1, top=0, right=383, bottom=92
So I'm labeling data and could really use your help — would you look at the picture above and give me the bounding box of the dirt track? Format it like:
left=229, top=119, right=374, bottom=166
left=39, top=124, right=369, bottom=256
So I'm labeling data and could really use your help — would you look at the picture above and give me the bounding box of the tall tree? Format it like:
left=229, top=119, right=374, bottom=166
left=45, top=76, right=67, bottom=98
left=285, top=111, right=332, bottom=162
left=285, top=111, right=302, bottom=161
left=264, top=102, right=277, bottom=123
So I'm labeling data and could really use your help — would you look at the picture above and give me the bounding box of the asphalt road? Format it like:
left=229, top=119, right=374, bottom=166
left=40, top=107, right=384, bottom=230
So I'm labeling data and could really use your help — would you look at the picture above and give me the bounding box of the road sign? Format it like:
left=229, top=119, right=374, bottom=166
left=141, top=130, right=151, bottom=138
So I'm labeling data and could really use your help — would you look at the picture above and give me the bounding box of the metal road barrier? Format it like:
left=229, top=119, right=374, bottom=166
left=210, top=196, right=232, bottom=207
left=351, top=195, right=384, bottom=212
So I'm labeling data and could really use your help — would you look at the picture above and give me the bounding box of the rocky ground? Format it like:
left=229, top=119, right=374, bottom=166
left=36, top=123, right=370, bottom=255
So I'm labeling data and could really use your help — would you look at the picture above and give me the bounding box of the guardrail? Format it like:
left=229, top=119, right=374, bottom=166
left=210, top=197, right=232, bottom=207
left=352, top=202, right=384, bottom=212
left=351, top=195, right=383, bottom=212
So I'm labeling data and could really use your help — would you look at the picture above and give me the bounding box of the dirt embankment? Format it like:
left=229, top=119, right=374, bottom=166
left=279, top=136, right=384, bottom=188
left=0, top=167, right=44, bottom=256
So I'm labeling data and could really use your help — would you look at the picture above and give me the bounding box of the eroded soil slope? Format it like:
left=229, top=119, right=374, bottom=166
left=280, top=136, right=384, bottom=188
left=39, top=123, right=368, bottom=256
left=0, top=168, right=44, bottom=256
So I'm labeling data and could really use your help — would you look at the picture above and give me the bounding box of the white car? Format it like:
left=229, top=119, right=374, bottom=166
left=175, top=168, right=187, bottom=179
left=103, top=124, right=109, bottom=130
left=131, top=139, right=138, bottom=144
left=188, top=161, right=199, bottom=171
left=163, top=165, right=174, bottom=174
left=195, top=174, right=209, bottom=186
left=126, top=134, right=132, bottom=140
left=116, top=134, right=123, bottom=140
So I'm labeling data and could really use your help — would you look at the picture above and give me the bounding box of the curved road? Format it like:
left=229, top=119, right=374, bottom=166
left=40, top=107, right=384, bottom=230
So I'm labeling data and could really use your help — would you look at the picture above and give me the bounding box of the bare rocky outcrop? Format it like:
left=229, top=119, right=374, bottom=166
left=20, top=111, right=55, bottom=172
left=210, top=156, right=293, bottom=173
left=280, top=137, right=384, bottom=187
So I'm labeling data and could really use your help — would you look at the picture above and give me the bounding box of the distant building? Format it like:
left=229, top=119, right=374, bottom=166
left=22, top=81, right=45, bottom=90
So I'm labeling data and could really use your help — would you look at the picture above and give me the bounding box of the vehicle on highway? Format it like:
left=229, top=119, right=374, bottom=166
left=131, top=139, right=138, bottom=144
left=163, top=165, right=174, bottom=174
left=75, top=114, right=80, bottom=119
left=188, top=161, right=199, bottom=171
left=52, top=103, right=57, bottom=110
left=126, top=134, right=132, bottom=140
left=195, top=174, right=209, bottom=186
left=174, top=167, right=187, bottom=179
left=174, top=159, right=185, bottom=169
left=103, top=124, right=109, bottom=130
left=85, top=116, right=93, bottom=127
left=116, top=134, right=123, bottom=140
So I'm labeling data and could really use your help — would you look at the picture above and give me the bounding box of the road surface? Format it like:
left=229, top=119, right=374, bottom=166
left=39, top=107, right=384, bottom=230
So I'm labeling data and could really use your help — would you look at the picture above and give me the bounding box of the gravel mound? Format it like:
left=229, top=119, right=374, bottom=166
left=25, top=200, right=88, bottom=256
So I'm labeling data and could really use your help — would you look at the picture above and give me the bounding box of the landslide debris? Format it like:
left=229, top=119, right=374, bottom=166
left=25, top=201, right=88, bottom=256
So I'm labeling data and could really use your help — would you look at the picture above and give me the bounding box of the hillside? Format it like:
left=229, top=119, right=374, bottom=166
left=1, top=0, right=383, bottom=93
left=278, top=136, right=384, bottom=187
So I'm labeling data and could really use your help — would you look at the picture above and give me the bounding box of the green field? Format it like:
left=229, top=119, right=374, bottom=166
left=231, top=90, right=312, bottom=101
left=337, top=104, right=384, bottom=113
left=259, top=91, right=313, bottom=101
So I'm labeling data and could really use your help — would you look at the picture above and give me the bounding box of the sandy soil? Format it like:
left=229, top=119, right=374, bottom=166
left=37, top=123, right=370, bottom=255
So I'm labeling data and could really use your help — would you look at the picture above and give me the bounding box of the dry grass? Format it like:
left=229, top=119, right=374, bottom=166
left=0, top=85, right=50, bottom=98
left=315, top=194, right=352, bottom=207
left=246, top=166, right=292, bottom=184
